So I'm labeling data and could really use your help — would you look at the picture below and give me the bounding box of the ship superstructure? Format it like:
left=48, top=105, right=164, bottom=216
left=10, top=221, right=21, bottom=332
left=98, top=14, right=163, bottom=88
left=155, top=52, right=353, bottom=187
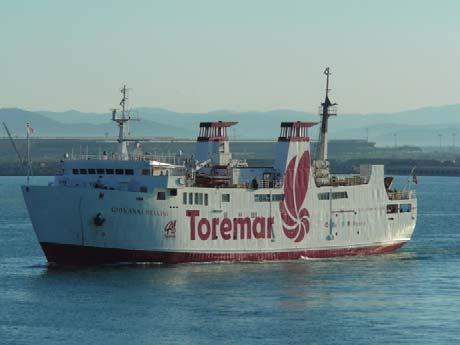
left=22, top=73, right=417, bottom=264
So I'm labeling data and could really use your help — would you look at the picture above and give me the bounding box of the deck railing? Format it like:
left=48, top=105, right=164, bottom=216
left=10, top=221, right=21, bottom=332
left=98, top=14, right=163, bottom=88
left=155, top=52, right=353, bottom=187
left=234, top=178, right=283, bottom=189
left=316, top=175, right=369, bottom=187
left=70, top=152, right=182, bottom=165
left=260, top=179, right=283, bottom=189
left=387, top=190, right=416, bottom=200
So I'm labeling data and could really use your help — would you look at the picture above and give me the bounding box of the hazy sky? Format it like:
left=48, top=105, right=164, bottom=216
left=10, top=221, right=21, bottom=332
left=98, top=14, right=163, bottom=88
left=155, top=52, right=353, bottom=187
left=1, top=0, right=459, bottom=114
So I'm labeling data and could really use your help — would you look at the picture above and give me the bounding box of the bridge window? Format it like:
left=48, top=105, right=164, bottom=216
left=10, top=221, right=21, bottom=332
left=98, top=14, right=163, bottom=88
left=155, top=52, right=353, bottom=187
left=400, top=204, right=411, bottom=213
left=318, top=192, right=329, bottom=200
left=271, top=194, right=284, bottom=202
left=195, top=193, right=204, bottom=205
left=106, top=169, right=114, bottom=175
left=157, top=191, right=166, bottom=200
left=222, top=194, right=230, bottom=202
left=318, top=191, right=349, bottom=200
left=189, top=193, right=193, bottom=205
left=332, top=192, right=348, bottom=199
left=255, top=194, right=270, bottom=202
left=97, top=169, right=104, bottom=174
left=204, top=193, right=209, bottom=206
left=142, top=169, right=149, bottom=176
left=183, top=192, right=187, bottom=204
left=79, top=169, right=87, bottom=175
left=88, top=169, right=96, bottom=174
left=125, top=169, right=134, bottom=175
left=115, top=169, right=124, bottom=175
left=72, top=169, right=79, bottom=174
left=387, top=204, right=398, bottom=214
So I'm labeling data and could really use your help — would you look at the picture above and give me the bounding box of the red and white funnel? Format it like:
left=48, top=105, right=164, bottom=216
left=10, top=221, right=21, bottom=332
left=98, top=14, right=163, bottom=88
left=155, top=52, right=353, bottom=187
left=196, top=121, right=237, bottom=165
left=274, top=121, right=317, bottom=174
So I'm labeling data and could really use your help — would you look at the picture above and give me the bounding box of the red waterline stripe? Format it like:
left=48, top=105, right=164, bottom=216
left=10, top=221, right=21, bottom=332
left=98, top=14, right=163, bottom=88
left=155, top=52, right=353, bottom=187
left=39, top=242, right=406, bottom=265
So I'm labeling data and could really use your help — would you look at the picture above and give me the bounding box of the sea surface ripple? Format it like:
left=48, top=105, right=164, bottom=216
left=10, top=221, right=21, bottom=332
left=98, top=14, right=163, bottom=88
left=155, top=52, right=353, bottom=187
left=1, top=176, right=460, bottom=345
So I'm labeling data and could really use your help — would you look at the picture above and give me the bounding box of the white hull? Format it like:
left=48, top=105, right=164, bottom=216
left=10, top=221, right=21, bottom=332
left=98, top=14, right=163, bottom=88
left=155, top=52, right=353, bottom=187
left=22, top=79, right=417, bottom=265
left=22, top=167, right=416, bottom=264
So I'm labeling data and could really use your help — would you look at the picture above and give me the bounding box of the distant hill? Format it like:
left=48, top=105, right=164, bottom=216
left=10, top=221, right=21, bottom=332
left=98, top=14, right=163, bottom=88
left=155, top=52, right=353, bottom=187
left=331, top=123, right=460, bottom=147
left=1, top=108, right=193, bottom=138
left=37, top=110, right=109, bottom=125
left=37, top=107, right=319, bottom=140
left=2, top=103, right=460, bottom=146
left=0, top=108, right=71, bottom=137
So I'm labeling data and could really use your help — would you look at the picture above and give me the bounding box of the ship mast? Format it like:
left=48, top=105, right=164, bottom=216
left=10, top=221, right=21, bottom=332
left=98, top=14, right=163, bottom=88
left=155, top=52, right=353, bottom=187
left=317, top=67, right=337, bottom=161
left=112, top=85, right=131, bottom=160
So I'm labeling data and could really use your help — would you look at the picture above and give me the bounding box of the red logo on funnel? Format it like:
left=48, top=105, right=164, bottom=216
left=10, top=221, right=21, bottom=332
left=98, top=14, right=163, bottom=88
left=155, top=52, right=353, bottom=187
left=279, top=151, right=310, bottom=242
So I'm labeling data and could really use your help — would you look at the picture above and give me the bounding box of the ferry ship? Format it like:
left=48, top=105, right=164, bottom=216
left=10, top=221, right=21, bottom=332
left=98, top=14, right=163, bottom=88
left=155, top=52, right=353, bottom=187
left=22, top=68, right=417, bottom=264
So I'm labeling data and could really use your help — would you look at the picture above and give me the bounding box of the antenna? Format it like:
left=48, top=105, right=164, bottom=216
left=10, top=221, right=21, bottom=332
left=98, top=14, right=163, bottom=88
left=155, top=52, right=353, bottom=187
left=2, top=122, right=24, bottom=165
left=112, top=84, right=131, bottom=124
left=25, top=123, right=33, bottom=185
left=324, top=67, right=331, bottom=98
left=111, top=84, right=132, bottom=159
left=317, top=67, right=338, bottom=161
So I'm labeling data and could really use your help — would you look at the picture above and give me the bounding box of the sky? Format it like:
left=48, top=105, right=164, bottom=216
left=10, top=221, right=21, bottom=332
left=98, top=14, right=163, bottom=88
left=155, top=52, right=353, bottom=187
left=1, top=0, right=459, bottom=114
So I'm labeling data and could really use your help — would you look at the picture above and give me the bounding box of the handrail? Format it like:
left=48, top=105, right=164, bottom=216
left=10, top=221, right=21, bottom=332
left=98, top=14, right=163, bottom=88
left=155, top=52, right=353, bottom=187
left=387, top=190, right=416, bottom=200
left=69, top=152, right=182, bottom=165
left=315, top=175, right=369, bottom=187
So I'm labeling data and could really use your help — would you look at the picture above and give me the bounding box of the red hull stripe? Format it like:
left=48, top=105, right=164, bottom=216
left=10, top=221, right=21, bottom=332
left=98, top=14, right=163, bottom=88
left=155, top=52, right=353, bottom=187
left=39, top=242, right=406, bottom=265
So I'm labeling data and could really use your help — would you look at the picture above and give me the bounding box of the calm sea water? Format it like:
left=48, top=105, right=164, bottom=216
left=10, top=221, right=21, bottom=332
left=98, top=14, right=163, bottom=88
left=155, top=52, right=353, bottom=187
left=1, top=176, right=460, bottom=345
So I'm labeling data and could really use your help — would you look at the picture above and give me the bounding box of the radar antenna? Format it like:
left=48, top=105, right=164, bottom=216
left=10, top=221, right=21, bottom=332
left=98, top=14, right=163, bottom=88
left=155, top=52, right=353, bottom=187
left=111, top=84, right=132, bottom=159
left=317, top=67, right=338, bottom=161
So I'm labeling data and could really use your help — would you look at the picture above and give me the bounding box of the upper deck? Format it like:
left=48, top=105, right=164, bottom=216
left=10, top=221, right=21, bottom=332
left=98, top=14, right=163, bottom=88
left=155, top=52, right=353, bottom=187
left=50, top=82, right=415, bottom=203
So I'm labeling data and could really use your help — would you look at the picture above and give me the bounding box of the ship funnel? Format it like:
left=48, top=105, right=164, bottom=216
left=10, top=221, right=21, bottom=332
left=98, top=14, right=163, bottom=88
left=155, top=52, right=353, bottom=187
left=274, top=121, right=317, bottom=174
left=196, top=121, right=237, bottom=165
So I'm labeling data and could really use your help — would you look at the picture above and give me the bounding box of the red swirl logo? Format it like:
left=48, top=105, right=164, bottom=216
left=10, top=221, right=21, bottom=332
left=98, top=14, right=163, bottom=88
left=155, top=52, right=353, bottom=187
left=279, top=151, right=310, bottom=242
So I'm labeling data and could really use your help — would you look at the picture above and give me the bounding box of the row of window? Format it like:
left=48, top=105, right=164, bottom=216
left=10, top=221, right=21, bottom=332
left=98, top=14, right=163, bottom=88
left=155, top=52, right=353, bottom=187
left=254, top=194, right=284, bottom=202
left=318, top=191, right=349, bottom=200
left=183, top=192, right=209, bottom=206
left=73, top=168, right=135, bottom=176
left=182, top=193, right=231, bottom=205
left=157, top=189, right=177, bottom=200
left=387, top=204, right=412, bottom=214
left=180, top=193, right=284, bottom=205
